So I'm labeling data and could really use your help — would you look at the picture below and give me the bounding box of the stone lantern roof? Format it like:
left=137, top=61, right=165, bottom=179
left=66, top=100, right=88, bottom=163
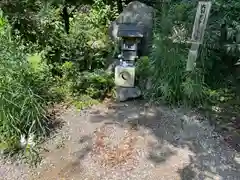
left=117, top=23, right=144, bottom=38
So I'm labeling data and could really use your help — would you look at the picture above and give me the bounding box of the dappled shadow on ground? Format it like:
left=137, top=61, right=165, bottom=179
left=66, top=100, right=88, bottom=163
left=34, top=100, right=240, bottom=180
left=200, top=99, right=240, bottom=152
left=89, top=100, right=240, bottom=180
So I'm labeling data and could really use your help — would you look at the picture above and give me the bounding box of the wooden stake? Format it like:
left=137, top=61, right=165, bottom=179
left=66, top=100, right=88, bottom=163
left=186, top=1, right=212, bottom=71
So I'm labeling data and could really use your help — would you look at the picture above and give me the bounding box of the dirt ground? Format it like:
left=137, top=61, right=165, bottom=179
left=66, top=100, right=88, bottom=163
left=1, top=101, right=240, bottom=180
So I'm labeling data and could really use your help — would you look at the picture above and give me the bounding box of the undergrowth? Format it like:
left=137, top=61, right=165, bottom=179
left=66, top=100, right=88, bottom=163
left=0, top=0, right=116, bottom=157
left=0, top=17, right=50, bottom=155
left=51, top=61, right=114, bottom=110
left=139, top=2, right=207, bottom=106
left=138, top=1, right=240, bottom=108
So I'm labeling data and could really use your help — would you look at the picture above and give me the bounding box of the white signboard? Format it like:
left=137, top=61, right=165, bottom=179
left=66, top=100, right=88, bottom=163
left=186, top=1, right=212, bottom=71
left=191, top=1, right=212, bottom=44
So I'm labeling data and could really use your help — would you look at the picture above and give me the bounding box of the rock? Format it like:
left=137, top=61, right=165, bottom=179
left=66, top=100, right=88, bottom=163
left=108, top=1, right=154, bottom=56
left=116, top=86, right=141, bottom=102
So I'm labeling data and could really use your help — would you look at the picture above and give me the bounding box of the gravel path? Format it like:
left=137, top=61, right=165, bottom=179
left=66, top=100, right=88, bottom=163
left=1, top=101, right=240, bottom=180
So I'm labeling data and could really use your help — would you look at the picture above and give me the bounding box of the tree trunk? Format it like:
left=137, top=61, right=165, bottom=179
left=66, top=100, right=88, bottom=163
left=62, top=6, right=70, bottom=34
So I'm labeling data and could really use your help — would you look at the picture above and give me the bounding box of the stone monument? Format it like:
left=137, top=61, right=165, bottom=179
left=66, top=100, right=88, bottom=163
left=108, top=1, right=154, bottom=102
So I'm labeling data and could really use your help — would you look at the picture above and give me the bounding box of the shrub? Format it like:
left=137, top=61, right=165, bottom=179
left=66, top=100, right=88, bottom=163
left=39, top=0, right=116, bottom=74
left=135, top=56, right=151, bottom=94
left=50, top=60, right=114, bottom=109
left=0, top=16, right=50, bottom=152
left=147, top=2, right=207, bottom=106
left=148, top=0, right=240, bottom=106
left=74, top=69, right=114, bottom=99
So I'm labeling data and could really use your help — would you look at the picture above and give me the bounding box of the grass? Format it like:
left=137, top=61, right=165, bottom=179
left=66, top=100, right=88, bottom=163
left=0, top=22, right=50, bottom=155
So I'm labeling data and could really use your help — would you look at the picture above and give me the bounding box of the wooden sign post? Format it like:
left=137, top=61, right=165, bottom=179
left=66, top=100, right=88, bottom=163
left=186, top=1, right=212, bottom=71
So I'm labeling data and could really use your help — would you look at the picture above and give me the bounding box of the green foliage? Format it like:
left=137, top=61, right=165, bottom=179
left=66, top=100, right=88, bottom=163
left=136, top=56, right=151, bottom=78
left=72, top=95, right=99, bottom=110
left=149, top=35, right=206, bottom=105
left=148, top=0, right=240, bottom=106
left=0, top=17, right=50, bottom=153
left=36, top=0, right=116, bottom=75
left=75, top=69, right=114, bottom=99
left=26, top=53, right=54, bottom=100
left=51, top=61, right=114, bottom=102
left=1, top=0, right=117, bottom=70
left=0, top=0, right=117, bottom=157
left=148, top=4, right=204, bottom=105
left=135, top=56, right=151, bottom=93
left=206, top=88, right=235, bottom=105
left=201, top=0, right=240, bottom=86
left=88, top=0, right=118, bottom=27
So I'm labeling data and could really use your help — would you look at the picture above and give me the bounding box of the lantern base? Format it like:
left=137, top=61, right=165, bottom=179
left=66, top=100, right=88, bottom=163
left=115, top=86, right=141, bottom=102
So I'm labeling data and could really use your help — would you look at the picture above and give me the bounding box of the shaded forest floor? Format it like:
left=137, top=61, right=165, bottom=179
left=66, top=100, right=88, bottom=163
left=201, top=98, right=240, bottom=152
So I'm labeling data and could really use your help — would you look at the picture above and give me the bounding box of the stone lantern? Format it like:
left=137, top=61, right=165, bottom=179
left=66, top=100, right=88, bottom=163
left=108, top=1, right=154, bottom=101
left=114, top=23, right=144, bottom=88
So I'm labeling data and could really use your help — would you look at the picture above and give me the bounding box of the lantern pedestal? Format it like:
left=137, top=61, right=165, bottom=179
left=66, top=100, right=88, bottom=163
left=115, top=86, right=141, bottom=102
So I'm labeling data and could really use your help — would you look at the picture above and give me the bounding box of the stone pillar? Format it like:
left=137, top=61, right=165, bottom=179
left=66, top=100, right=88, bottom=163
left=109, top=1, right=154, bottom=102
